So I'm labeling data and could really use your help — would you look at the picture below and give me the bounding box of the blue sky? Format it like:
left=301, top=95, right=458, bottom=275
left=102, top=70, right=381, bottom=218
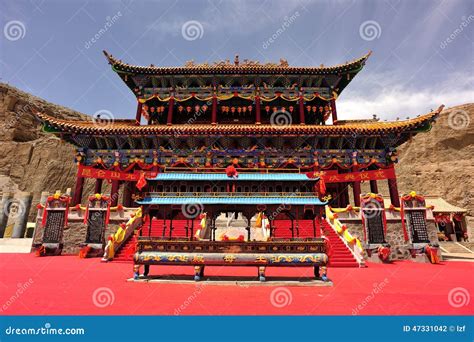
left=1, top=0, right=472, bottom=120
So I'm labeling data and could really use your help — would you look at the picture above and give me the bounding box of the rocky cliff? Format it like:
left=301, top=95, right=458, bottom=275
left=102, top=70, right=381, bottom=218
left=0, top=83, right=95, bottom=219
left=395, top=103, right=473, bottom=228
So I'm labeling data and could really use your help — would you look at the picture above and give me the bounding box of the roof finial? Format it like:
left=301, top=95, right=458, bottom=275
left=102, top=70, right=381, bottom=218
left=234, top=55, right=239, bottom=66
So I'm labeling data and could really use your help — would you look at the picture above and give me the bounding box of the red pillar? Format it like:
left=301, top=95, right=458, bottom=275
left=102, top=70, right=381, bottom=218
left=94, top=178, right=103, bottom=194
left=255, top=95, right=261, bottom=125
left=352, top=164, right=361, bottom=207
left=211, top=94, right=217, bottom=125
left=72, top=176, right=84, bottom=205
left=388, top=177, right=400, bottom=207
left=135, top=101, right=143, bottom=125
left=299, top=95, right=305, bottom=125
left=330, top=98, right=338, bottom=124
left=370, top=180, right=378, bottom=194
left=167, top=96, right=174, bottom=125
left=123, top=182, right=132, bottom=207
left=111, top=180, right=120, bottom=206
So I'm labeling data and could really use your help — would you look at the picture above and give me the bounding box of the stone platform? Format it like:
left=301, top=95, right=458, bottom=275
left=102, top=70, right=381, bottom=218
left=128, top=275, right=333, bottom=286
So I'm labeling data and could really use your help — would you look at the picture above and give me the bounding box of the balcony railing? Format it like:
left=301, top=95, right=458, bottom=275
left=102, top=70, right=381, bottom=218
left=145, top=192, right=317, bottom=198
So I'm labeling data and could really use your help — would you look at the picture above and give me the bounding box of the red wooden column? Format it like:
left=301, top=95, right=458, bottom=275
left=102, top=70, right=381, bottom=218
left=94, top=178, right=103, bottom=194
left=211, top=94, right=217, bottom=125
left=123, top=182, right=133, bottom=207
left=167, top=96, right=174, bottom=125
left=370, top=180, right=378, bottom=194
left=298, top=94, right=305, bottom=125
left=388, top=177, right=401, bottom=207
left=135, top=101, right=143, bottom=125
left=255, top=95, right=261, bottom=125
left=330, top=98, right=338, bottom=124
left=110, top=180, right=120, bottom=206
left=352, top=160, right=361, bottom=207
left=72, top=175, right=84, bottom=205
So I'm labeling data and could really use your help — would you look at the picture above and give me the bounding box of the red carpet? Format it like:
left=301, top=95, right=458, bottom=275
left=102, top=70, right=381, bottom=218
left=0, top=253, right=473, bottom=315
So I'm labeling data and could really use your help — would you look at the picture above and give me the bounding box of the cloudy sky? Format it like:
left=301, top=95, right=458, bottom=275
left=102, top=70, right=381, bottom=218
left=1, top=0, right=472, bottom=120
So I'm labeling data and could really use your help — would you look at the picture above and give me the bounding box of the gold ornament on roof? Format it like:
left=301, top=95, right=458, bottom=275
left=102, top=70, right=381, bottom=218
left=183, top=57, right=290, bottom=68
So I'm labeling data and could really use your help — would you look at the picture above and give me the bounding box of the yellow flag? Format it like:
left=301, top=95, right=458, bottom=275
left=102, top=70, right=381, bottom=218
left=255, top=212, right=262, bottom=228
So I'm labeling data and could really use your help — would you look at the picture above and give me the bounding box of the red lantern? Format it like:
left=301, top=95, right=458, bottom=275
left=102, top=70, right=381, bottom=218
left=242, top=106, right=247, bottom=113
left=289, top=106, right=294, bottom=112
left=186, top=106, right=192, bottom=113
left=248, top=105, right=253, bottom=112
left=237, top=107, right=242, bottom=113
left=306, top=105, right=311, bottom=112
left=265, top=105, right=270, bottom=113
left=194, top=105, right=200, bottom=113
left=202, top=104, right=208, bottom=112
left=231, top=107, right=236, bottom=113
left=272, top=106, right=277, bottom=113
left=312, top=106, right=317, bottom=112
left=178, top=105, right=184, bottom=112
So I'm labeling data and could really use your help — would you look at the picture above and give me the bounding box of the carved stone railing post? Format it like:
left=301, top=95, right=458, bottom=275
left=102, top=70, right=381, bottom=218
left=0, top=192, right=14, bottom=238
left=11, top=192, right=33, bottom=238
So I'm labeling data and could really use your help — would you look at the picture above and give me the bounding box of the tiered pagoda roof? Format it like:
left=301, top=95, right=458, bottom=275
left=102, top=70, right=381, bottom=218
left=103, top=50, right=372, bottom=97
left=103, top=50, right=372, bottom=76
left=36, top=105, right=442, bottom=138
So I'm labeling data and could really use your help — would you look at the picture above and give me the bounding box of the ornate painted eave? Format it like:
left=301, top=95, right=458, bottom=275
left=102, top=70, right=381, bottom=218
left=36, top=105, right=443, bottom=137
left=103, top=50, right=372, bottom=76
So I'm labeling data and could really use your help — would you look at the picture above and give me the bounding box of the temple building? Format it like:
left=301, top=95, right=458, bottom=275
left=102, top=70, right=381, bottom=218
left=32, top=50, right=452, bottom=279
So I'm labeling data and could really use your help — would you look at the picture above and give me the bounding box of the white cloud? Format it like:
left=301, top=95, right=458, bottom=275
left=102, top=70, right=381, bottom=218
left=337, top=72, right=474, bottom=120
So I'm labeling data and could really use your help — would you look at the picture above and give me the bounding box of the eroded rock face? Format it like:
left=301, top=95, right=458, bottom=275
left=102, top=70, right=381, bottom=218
left=396, top=104, right=474, bottom=231
left=0, top=83, right=94, bottom=220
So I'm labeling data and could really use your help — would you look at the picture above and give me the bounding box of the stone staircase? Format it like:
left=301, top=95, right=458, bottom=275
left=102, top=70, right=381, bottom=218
left=439, top=241, right=474, bottom=261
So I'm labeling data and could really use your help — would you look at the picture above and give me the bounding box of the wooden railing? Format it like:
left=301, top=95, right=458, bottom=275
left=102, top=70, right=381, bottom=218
left=162, top=166, right=303, bottom=173
left=145, top=192, right=316, bottom=198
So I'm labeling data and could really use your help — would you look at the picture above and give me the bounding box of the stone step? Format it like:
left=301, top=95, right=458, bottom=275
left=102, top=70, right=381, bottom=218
left=0, top=238, right=33, bottom=253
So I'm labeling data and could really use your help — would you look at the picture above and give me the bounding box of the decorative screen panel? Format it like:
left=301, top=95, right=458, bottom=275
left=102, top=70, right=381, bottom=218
left=363, top=209, right=385, bottom=244
left=407, top=210, right=429, bottom=243
left=86, top=210, right=107, bottom=244
left=43, top=210, right=65, bottom=243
